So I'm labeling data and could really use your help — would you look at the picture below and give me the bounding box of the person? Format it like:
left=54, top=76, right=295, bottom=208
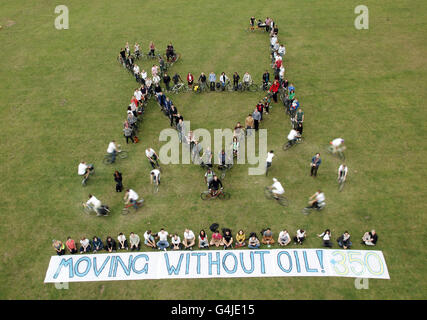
left=134, top=42, right=140, bottom=58
left=210, top=230, right=223, bottom=247
left=245, top=113, right=254, bottom=136
left=287, top=128, right=301, bottom=146
left=169, top=234, right=182, bottom=250
left=158, top=56, right=166, bottom=74
left=218, top=149, right=230, bottom=167
left=198, top=72, right=207, bottom=89
left=150, top=168, right=161, bottom=186
left=337, top=231, right=352, bottom=249
left=248, top=232, right=260, bottom=249
left=242, top=72, right=252, bottom=88
left=310, top=153, right=322, bottom=177
left=234, top=122, right=244, bottom=139
left=163, top=72, right=171, bottom=91
left=105, top=236, right=117, bottom=252
left=92, top=236, right=103, bottom=253
left=208, top=175, right=223, bottom=196
left=219, top=72, right=229, bottom=91
left=123, top=123, right=134, bottom=144
left=114, top=170, right=123, bottom=192
left=145, top=147, right=160, bottom=169
left=278, top=44, right=286, bottom=57
left=124, top=188, right=139, bottom=209
left=65, top=237, right=77, bottom=254
left=129, top=232, right=140, bottom=251
left=295, top=108, right=304, bottom=130
left=209, top=71, right=216, bottom=91
left=144, top=230, right=156, bottom=248
left=270, top=178, right=285, bottom=199
left=294, top=229, right=306, bottom=245
left=269, top=79, right=280, bottom=103
left=166, top=42, right=175, bottom=61
left=133, top=64, right=140, bottom=81
left=252, top=107, right=261, bottom=131
left=172, top=73, right=182, bottom=86
left=192, top=140, right=202, bottom=164
left=156, top=228, right=169, bottom=251
left=307, top=190, right=326, bottom=210
left=256, top=101, right=264, bottom=121
left=232, top=72, right=240, bottom=90
left=222, top=229, right=233, bottom=250
left=52, top=240, right=65, bottom=256
left=202, top=147, right=213, bottom=168
left=106, top=140, right=118, bottom=163
left=249, top=16, right=256, bottom=30
left=169, top=104, right=178, bottom=127
left=86, top=194, right=102, bottom=215
left=330, top=138, right=345, bottom=153
left=182, top=229, right=196, bottom=250
left=204, top=168, right=215, bottom=186
left=149, top=41, right=155, bottom=57
left=232, top=136, right=239, bottom=158
left=119, top=48, right=126, bottom=62
left=261, top=228, right=275, bottom=247
left=278, top=230, right=291, bottom=246
left=117, top=233, right=129, bottom=250
left=262, top=70, right=270, bottom=90
left=338, top=164, right=348, bottom=183
left=362, top=230, right=378, bottom=246
left=187, top=72, right=194, bottom=87
left=176, top=118, right=184, bottom=142
left=78, top=161, right=94, bottom=181
left=198, top=230, right=209, bottom=249
left=266, top=150, right=274, bottom=174
left=235, top=230, right=246, bottom=247
left=79, top=236, right=91, bottom=253
left=318, top=229, right=332, bottom=248
left=263, top=96, right=271, bottom=114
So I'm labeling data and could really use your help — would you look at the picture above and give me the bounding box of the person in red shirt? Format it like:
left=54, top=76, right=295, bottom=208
left=130, top=96, right=138, bottom=108
left=187, top=72, right=194, bottom=87
left=209, top=230, right=224, bottom=247
left=66, top=236, right=77, bottom=254
left=256, top=101, right=264, bottom=121
left=269, top=80, right=280, bottom=103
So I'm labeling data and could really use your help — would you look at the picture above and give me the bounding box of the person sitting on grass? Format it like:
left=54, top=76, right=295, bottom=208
left=66, top=236, right=77, bottom=254
left=183, top=228, right=196, bottom=250
left=318, top=229, right=333, bottom=248
left=337, top=231, right=352, bottom=249
left=223, top=228, right=233, bottom=250
left=117, top=233, right=129, bottom=250
left=235, top=230, right=246, bottom=248
left=198, top=230, right=210, bottom=249
left=261, top=228, right=275, bottom=247
left=210, top=230, right=223, bottom=248
left=144, top=230, right=156, bottom=249
left=52, top=240, right=65, bottom=256
left=278, top=229, right=291, bottom=246
left=105, top=236, right=117, bottom=252
left=248, top=233, right=260, bottom=249
left=293, top=229, right=306, bottom=245
left=362, top=230, right=378, bottom=246
left=79, top=236, right=91, bottom=254
left=156, top=228, right=169, bottom=251
left=129, top=232, right=140, bottom=251
left=170, top=234, right=182, bottom=250
left=92, top=236, right=103, bottom=253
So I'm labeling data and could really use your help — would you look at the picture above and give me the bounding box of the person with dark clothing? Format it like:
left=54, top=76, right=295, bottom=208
left=262, top=71, right=270, bottom=90
left=169, top=105, right=178, bottom=126
left=208, top=175, right=223, bottom=196
left=252, top=108, right=261, bottom=131
left=105, top=236, right=117, bottom=252
left=310, top=153, right=322, bottom=177
left=172, top=73, right=182, bottom=85
left=163, top=73, right=171, bottom=91
left=114, top=171, right=123, bottom=192
left=233, top=72, right=240, bottom=91
left=198, top=72, right=207, bottom=90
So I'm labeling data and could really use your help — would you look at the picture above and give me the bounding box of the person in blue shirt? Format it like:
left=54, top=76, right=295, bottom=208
left=209, top=72, right=216, bottom=91
left=288, top=83, right=295, bottom=93
left=310, top=153, right=322, bottom=177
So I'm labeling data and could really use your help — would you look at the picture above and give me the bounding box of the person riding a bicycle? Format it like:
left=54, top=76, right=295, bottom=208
left=124, top=189, right=139, bottom=209
left=166, top=43, right=176, bottom=62
left=145, top=147, right=160, bottom=169
left=86, top=194, right=103, bottom=215
left=242, top=72, right=253, bottom=89
left=330, top=138, right=345, bottom=153
left=204, top=168, right=215, bottom=186
left=150, top=169, right=161, bottom=185
left=307, top=190, right=326, bottom=210
left=287, top=128, right=301, bottom=146
left=78, top=161, right=94, bottom=181
left=107, top=140, right=118, bottom=163
left=269, top=178, right=285, bottom=199
left=172, top=73, right=182, bottom=86
left=208, top=175, right=223, bottom=196
left=338, top=164, right=348, bottom=183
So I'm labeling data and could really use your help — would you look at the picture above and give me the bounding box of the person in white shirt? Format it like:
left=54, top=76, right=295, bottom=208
left=143, top=230, right=156, bottom=248
left=117, top=232, right=129, bottom=250
left=278, top=44, right=286, bottom=57
left=308, top=190, right=326, bottom=210
left=317, top=229, right=332, bottom=247
left=243, top=72, right=252, bottom=86
left=124, top=188, right=139, bottom=209
left=270, top=35, right=277, bottom=49
left=79, top=237, right=91, bottom=253
left=133, top=64, right=140, bottom=76
left=156, top=228, right=169, bottom=251
left=294, top=229, right=306, bottom=245
left=219, top=72, right=229, bottom=90
left=287, top=128, right=301, bottom=145
left=182, top=229, right=195, bottom=250
left=330, top=138, right=345, bottom=153
left=78, top=161, right=94, bottom=180
left=146, top=147, right=160, bottom=169
left=278, top=230, right=291, bottom=246
left=266, top=150, right=274, bottom=175
left=134, top=88, right=142, bottom=102
left=170, top=234, right=182, bottom=250
left=152, top=74, right=160, bottom=85
left=279, top=66, right=285, bottom=80
left=151, top=65, right=158, bottom=77
left=107, top=140, right=118, bottom=163
left=338, top=164, right=348, bottom=182
left=140, top=69, right=147, bottom=81
left=270, top=177, right=285, bottom=199
left=150, top=169, right=161, bottom=185
left=145, top=77, right=152, bottom=90
left=86, top=194, right=102, bottom=214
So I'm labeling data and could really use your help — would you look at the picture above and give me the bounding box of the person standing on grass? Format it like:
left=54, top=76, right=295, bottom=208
left=114, top=170, right=123, bottom=192
left=262, top=70, right=270, bottom=90
left=310, top=153, right=322, bottom=177
left=163, top=72, right=171, bottom=91
left=169, top=104, right=178, bottom=127
left=129, top=232, right=140, bottom=251
left=269, top=79, right=280, bottom=103
left=66, top=237, right=77, bottom=254
left=245, top=113, right=254, bottom=136
left=145, top=147, right=160, bottom=169
left=209, top=72, right=216, bottom=91
left=187, top=72, right=194, bottom=87
left=233, top=72, right=240, bottom=90
left=256, top=100, right=264, bottom=121
left=198, top=72, right=207, bottom=89
left=295, top=108, right=304, bottom=131
left=252, top=108, right=261, bottom=131
left=123, top=122, right=134, bottom=144
left=266, top=150, right=274, bottom=175
left=149, top=41, right=155, bottom=57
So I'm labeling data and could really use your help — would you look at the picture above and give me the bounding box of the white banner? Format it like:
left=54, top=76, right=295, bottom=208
left=44, top=249, right=389, bottom=283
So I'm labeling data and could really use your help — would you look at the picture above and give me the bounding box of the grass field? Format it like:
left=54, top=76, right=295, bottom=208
left=0, top=0, right=426, bottom=299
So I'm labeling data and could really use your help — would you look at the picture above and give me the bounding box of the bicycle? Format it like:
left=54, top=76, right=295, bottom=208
left=152, top=178, right=160, bottom=193
left=240, top=82, right=258, bottom=92
left=338, top=177, right=346, bottom=192
left=103, top=145, right=128, bottom=164
left=82, top=203, right=110, bottom=216
left=283, top=137, right=304, bottom=151
left=302, top=202, right=326, bottom=215
left=200, top=188, right=230, bottom=200
left=264, top=187, right=289, bottom=207
left=218, top=163, right=233, bottom=179
left=122, top=199, right=144, bottom=215
left=327, top=145, right=346, bottom=160
left=170, top=82, right=186, bottom=94
left=81, top=169, right=95, bottom=187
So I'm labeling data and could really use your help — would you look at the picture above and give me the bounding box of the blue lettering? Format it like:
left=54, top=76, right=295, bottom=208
left=108, top=256, right=115, bottom=277
left=222, top=252, right=238, bottom=274
left=164, top=253, right=184, bottom=275
left=132, top=254, right=149, bottom=274
left=239, top=252, right=255, bottom=274
left=53, top=258, right=74, bottom=279
left=115, top=255, right=132, bottom=276
left=93, top=256, right=110, bottom=277
left=303, top=251, right=318, bottom=273
left=277, top=251, right=292, bottom=273
left=293, top=251, right=301, bottom=273
left=185, top=253, right=190, bottom=275
left=191, top=252, right=206, bottom=274
left=74, top=257, right=91, bottom=277
left=254, top=251, right=269, bottom=274
left=208, top=252, right=221, bottom=275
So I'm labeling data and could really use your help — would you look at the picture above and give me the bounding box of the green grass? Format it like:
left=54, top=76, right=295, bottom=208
left=0, top=0, right=426, bottom=299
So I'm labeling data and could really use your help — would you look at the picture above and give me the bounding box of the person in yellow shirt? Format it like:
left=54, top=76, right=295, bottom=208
left=235, top=230, right=246, bottom=247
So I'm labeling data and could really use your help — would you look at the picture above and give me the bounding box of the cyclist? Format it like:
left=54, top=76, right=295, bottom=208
left=307, top=190, right=326, bottom=210
left=78, top=161, right=94, bottom=181
left=124, top=188, right=139, bottom=209
left=219, top=72, right=229, bottom=91
left=198, top=72, right=207, bottom=89
left=145, top=147, right=160, bottom=169
left=287, top=128, right=301, bottom=146
left=330, top=138, right=345, bottom=153
left=270, top=178, right=285, bottom=199
left=166, top=42, right=175, bottom=62
left=204, top=168, right=215, bottom=186
left=242, top=72, right=252, bottom=89
left=86, top=194, right=102, bottom=216
left=266, top=150, right=274, bottom=175
left=150, top=168, right=161, bottom=185
left=338, top=164, right=348, bottom=183
left=107, top=140, right=118, bottom=163
left=172, top=73, right=182, bottom=86
left=208, top=175, right=223, bottom=196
